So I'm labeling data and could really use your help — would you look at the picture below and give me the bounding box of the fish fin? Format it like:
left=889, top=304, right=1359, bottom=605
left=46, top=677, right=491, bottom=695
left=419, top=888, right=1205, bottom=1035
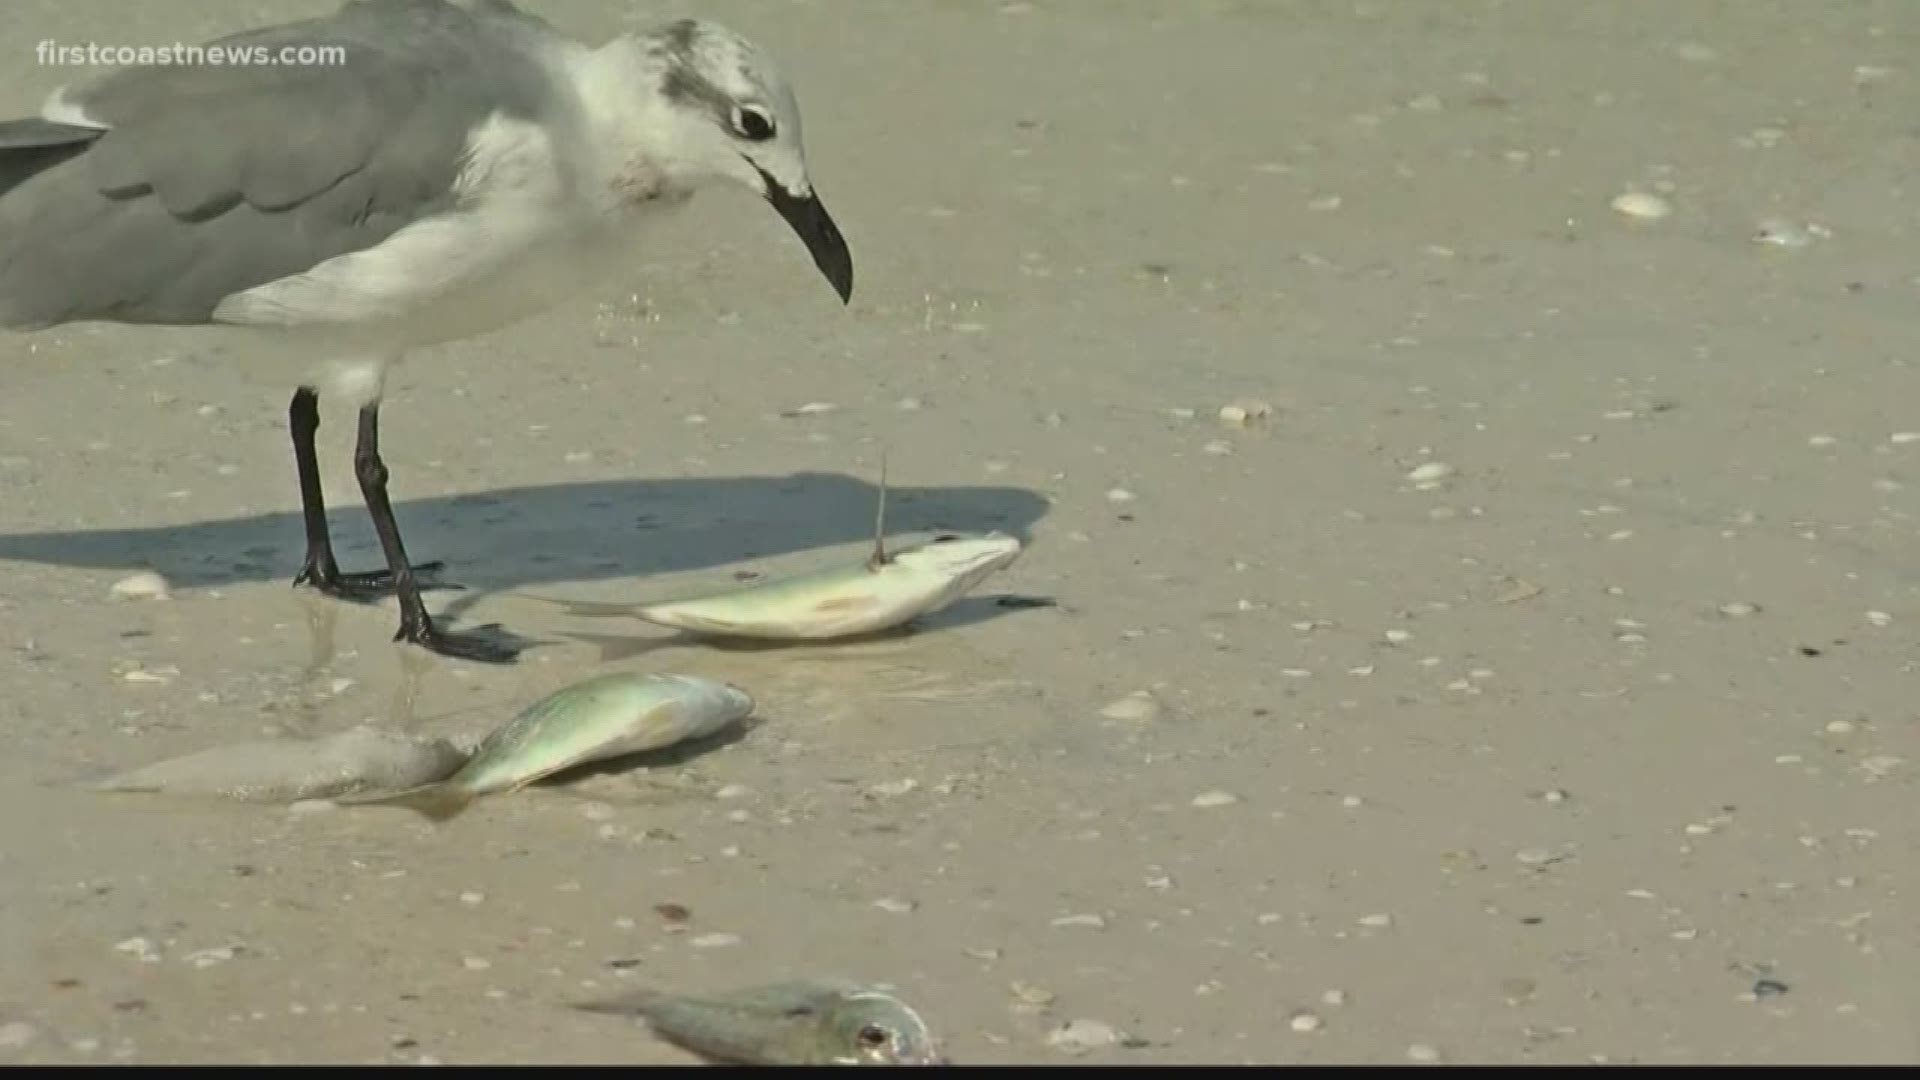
left=868, top=447, right=890, bottom=571
left=332, top=781, right=473, bottom=822
left=572, top=990, right=667, bottom=1018
left=810, top=595, right=882, bottom=614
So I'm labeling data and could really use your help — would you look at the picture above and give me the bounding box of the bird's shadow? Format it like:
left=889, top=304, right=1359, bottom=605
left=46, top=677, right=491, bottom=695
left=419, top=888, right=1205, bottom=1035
left=0, top=472, right=1051, bottom=612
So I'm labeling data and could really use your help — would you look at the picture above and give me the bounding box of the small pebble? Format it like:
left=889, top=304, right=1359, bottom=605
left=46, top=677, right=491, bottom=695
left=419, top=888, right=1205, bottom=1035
left=873, top=898, right=917, bottom=914
left=868, top=778, right=919, bottom=797
left=1202, top=439, right=1234, bottom=456
left=1099, top=692, right=1161, bottom=722
left=1051, top=914, right=1107, bottom=930
left=1320, top=989, right=1348, bottom=1007
left=109, top=571, right=171, bottom=602
left=1611, top=191, right=1671, bottom=220
left=1752, top=218, right=1825, bottom=249
left=459, top=892, right=484, bottom=906
left=1407, top=1043, right=1442, bottom=1063
left=1860, top=755, right=1905, bottom=779
left=1406, top=461, right=1455, bottom=484
left=1045, top=1018, right=1132, bottom=1055
left=1191, top=790, right=1239, bottom=808
left=1358, top=913, right=1394, bottom=929
left=1890, top=432, right=1920, bottom=445
left=691, top=933, right=741, bottom=948
left=1826, top=719, right=1857, bottom=735
left=1384, top=629, right=1412, bottom=645
left=1866, top=610, right=1892, bottom=627
left=787, top=401, right=838, bottom=415
left=1717, top=601, right=1759, bottom=618
left=1106, top=487, right=1136, bottom=503
left=1217, top=400, right=1274, bottom=427
left=461, top=956, right=491, bottom=972
left=1289, top=1011, right=1323, bottom=1033
left=1494, top=579, right=1542, bottom=603
left=186, top=946, right=237, bottom=970
left=714, top=784, right=752, bottom=801
left=1010, top=982, right=1056, bottom=1007
left=895, top=397, right=924, bottom=411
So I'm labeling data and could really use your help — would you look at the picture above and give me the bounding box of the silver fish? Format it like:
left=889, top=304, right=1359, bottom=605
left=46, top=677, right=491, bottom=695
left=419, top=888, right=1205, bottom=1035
left=614, top=457, right=1022, bottom=640
left=629, top=533, right=1022, bottom=640
left=89, top=726, right=468, bottom=804
left=575, top=979, right=947, bottom=1065
left=335, top=671, right=753, bottom=822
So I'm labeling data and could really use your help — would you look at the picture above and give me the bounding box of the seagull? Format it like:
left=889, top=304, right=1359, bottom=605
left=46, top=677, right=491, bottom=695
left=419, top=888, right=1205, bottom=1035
left=0, top=0, right=853, bottom=663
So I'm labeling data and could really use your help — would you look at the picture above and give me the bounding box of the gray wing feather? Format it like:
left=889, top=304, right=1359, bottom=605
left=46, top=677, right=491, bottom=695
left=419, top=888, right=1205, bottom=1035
left=0, top=0, right=566, bottom=329
left=0, top=119, right=103, bottom=151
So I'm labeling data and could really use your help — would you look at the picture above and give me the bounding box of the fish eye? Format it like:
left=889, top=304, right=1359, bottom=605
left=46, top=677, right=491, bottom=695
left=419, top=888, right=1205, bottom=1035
left=731, top=104, right=776, bottom=141
left=857, top=1024, right=891, bottom=1048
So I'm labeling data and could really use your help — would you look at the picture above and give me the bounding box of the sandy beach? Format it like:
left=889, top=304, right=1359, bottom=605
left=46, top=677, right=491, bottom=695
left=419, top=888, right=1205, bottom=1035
left=1, top=0, right=1914, bottom=1064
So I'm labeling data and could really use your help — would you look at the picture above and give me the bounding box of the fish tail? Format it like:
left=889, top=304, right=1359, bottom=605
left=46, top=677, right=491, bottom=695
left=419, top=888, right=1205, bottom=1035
left=521, top=594, right=640, bottom=619
left=334, top=781, right=474, bottom=822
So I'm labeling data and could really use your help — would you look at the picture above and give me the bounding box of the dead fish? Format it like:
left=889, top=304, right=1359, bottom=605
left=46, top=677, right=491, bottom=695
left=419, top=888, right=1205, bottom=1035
left=627, top=456, right=1023, bottom=640
left=89, top=726, right=467, bottom=804
left=575, top=979, right=946, bottom=1065
left=335, top=671, right=753, bottom=822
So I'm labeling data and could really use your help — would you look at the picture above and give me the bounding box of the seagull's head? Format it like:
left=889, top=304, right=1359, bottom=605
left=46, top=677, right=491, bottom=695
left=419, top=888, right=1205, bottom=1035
left=632, top=19, right=852, bottom=303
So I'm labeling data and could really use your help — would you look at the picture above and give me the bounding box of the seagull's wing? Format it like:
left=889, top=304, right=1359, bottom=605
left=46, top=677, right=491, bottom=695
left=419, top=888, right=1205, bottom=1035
left=0, top=0, right=567, bottom=329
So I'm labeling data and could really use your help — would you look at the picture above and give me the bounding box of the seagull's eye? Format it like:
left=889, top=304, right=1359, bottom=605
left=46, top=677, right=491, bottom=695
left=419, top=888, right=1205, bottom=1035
left=732, top=105, right=776, bottom=142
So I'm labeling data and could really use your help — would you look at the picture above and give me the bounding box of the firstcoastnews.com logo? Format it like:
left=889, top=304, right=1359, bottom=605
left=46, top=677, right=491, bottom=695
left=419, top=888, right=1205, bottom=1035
left=35, top=40, right=348, bottom=67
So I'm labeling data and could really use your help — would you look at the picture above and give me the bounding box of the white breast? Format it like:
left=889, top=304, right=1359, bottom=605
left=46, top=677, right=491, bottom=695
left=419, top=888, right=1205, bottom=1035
left=211, top=113, right=631, bottom=350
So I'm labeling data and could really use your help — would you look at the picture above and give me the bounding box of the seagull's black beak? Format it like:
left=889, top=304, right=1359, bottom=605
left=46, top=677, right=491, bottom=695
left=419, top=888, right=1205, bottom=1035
left=760, top=168, right=853, bottom=304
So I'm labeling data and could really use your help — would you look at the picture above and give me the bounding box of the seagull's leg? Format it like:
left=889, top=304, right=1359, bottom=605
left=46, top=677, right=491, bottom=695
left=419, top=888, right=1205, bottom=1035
left=288, top=386, right=448, bottom=602
left=352, top=400, right=519, bottom=664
